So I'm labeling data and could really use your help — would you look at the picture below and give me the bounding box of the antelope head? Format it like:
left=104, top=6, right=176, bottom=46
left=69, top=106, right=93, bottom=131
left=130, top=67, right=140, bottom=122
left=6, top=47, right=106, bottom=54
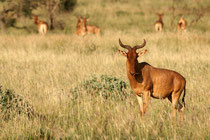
left=156, top=13, right=164, bottom=20
left=76, top=17, right=82, bottom=28
left=118, top=39, right=147, bottom=76
left=82, top=18, right=88, bottom=25
left=33, top=16, right=39, bottom=24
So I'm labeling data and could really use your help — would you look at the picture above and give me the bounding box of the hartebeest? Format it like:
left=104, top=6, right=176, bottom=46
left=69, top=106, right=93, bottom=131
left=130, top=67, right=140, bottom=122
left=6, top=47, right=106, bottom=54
left=118, top=39, right=186, bottom=122
left=177, top=16, right=187, bottom=32
left=155, top=13, right=164, bottom=32
left=83, top=18, right=100, bottom=35
left=75, top=17, right=87, bottom=36
left=33, top=16, right=48, bottom=35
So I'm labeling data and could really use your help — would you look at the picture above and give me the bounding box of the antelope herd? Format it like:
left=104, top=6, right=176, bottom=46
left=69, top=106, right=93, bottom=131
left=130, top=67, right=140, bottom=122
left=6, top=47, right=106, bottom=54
left=33, top=13, right=188, bottom=35
left=154, top=13, right=188, bottom=32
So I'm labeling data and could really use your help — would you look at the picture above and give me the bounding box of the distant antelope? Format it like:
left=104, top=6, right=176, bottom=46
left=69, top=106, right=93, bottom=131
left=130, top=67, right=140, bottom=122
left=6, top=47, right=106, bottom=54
left=83, top=18, right=100, bottom=35
left=177, top=16, right=187, bottom=32
left=118, top=39, right=186, bottom=122
left=75, top=17, right=87, bottom=36
left=155, top=13, right=164, bottom=32
left=33, top=16, right=48, bottom=35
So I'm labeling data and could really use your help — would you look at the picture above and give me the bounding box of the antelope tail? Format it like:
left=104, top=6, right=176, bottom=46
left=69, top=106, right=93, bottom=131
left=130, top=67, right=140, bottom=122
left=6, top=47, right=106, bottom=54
left=182, top=86, right=186, bottom=107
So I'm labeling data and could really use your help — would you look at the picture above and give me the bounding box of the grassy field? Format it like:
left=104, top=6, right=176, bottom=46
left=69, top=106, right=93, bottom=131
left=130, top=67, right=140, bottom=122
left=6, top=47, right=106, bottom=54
left=0, top=0, right=210, bottom=139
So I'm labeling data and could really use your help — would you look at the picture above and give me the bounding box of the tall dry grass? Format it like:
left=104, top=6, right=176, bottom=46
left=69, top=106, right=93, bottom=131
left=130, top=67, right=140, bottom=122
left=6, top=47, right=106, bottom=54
left=0, top=31, right=209, bottom=139
left=0, top=0, right=210, bottom=139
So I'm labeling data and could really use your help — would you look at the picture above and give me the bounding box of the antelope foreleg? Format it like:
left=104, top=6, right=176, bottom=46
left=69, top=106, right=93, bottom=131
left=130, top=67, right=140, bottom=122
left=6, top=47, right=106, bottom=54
left=136, top=95, right=144, bottom=120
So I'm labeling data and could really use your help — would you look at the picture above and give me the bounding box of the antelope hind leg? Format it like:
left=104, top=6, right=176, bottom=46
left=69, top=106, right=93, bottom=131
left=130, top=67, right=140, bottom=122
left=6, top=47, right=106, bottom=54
left=143, top=91, right=150, bottom=114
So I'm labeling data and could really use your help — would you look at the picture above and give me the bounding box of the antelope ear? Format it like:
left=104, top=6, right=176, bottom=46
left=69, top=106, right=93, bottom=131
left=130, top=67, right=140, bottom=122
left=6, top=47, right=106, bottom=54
left=138, top=49, right=147, bottom=57
left=118, top=50, right=127, bottom=57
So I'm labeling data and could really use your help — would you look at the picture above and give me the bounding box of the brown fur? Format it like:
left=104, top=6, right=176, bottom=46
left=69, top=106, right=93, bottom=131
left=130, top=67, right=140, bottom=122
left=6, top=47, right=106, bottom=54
left=75, top=18, right=87, bottom=36
left=118, top=39, right=186, bottom=122
left=177, top=16, right=187, bottom=32
left=155, top=13, right=164, bottom=32
left=83, top=18, right=100, bottom=35
left=33, top=16, right=48, bottom=35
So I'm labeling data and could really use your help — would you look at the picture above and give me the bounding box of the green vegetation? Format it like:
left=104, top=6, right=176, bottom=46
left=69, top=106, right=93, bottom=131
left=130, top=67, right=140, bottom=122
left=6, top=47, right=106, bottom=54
left=72, top=75, right=130, bottom=100
left=0, top=86, right=35, bottom=120
left=0, top=0, right=209, bottom=139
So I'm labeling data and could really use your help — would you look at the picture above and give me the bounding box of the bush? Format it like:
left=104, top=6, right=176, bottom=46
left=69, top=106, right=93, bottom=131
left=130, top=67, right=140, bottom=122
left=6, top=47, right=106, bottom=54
left=72, top=75, right=130, bottom=101
left=60, top=0, right=77, bottom=11
left=0, top=86, right=35, bottom=120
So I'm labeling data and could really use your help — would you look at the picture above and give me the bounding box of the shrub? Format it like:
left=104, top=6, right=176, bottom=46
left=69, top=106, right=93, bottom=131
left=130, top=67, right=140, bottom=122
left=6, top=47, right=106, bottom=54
left=72, top=75, right=130, bottom=101
left=0, top=86, right=35, bottom=120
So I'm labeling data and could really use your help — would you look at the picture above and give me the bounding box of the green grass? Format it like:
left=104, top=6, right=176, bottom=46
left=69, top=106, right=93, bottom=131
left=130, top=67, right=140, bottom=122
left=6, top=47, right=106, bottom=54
left=0, top=0, right=210, bottom=139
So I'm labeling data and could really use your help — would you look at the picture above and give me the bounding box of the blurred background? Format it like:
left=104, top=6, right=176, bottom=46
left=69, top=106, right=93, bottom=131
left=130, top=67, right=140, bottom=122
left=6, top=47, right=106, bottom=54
left=0, top=0, right=209, bottom=34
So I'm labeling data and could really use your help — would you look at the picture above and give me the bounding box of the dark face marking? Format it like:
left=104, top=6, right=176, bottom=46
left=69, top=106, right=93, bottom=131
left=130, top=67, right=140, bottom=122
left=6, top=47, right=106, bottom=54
left=127, top=49, right=138, bottom=76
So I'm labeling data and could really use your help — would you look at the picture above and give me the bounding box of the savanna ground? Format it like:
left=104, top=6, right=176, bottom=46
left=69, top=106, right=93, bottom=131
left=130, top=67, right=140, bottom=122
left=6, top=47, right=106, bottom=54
left=0, top=0, right=210, bottom=139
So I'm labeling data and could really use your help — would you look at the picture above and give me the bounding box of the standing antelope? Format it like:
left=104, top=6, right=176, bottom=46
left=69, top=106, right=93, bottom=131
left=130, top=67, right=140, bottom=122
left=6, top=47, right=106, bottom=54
left=177, top=16, right=187, bottom=32
left=33, top=16, right=48, bottom=35
left=118, top=39, right=186, bottom=122
left=83, top=18, right=100, bottom=35
left=75, top=17, right=87, bottom=36
left=155, top=13, right=164, bottom=32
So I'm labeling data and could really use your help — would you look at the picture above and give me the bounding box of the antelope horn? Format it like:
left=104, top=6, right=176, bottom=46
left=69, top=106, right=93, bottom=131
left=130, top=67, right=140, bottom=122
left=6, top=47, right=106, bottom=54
left=119, top=39, right=131, bottom=50
left=133, top=39, right=146, bottom=50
